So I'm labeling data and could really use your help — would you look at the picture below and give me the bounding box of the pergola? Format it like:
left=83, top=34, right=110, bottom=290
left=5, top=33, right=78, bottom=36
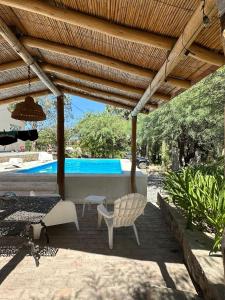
left=0, top=0, right=224, bottom=199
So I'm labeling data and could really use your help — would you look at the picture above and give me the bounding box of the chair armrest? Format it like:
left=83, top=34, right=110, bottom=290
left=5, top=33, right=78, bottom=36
left=97, top=204, right=113, bottom=219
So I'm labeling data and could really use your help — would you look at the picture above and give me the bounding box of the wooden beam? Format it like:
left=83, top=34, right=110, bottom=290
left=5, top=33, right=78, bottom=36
left=1, top=0, right=224, bottom=66
left=132, top=0, right=217, bottom=115
left=189, top=44, right=225, bottom=66
left=131, top=116, right=137, bottom=193
left=57, top=95, right=65, bottom=200
left=216, top=0, right=225, bottom=54
left=43, top=63, right=142, bottom=97
left=22, top=36, right=191, bottom=89
left=0, top=77, right=40, bottom=90
left=62, top=88, right=147, bottom=112
left=54, top=78, right=157, bottom=111
left=0, top=90, right=51, bottom=105
left=0, top=60, right=26, bottom=72
left=0, top=16, right=61, bottom=96
left=0, top=0, right=175, bottom=50
left=43, top=63, right=171, bottom=102
left=0, top=74, right=156, bottom=110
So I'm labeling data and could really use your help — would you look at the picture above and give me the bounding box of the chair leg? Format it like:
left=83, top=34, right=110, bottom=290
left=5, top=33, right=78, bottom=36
left=133, top=224, right=140, bottom=246
left=97, top=212, right=102, bottom=229
left=82, top=203, right=85, bottom=217
left=108, top=225, right=113, bottom=249
left=73, top=204, right=80, bottom=231
left=32, top=224, right=42, bottom=240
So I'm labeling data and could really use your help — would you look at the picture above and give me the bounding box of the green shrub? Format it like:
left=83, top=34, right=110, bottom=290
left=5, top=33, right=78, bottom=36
left=164, top=166, right=225, bottom=253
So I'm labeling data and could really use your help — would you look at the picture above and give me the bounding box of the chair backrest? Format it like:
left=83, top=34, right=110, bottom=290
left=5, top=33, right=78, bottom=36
left=113, top=193, right=147, bottom=227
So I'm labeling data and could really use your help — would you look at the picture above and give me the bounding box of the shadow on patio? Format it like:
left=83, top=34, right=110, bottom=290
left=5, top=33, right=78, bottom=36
left=0, top=203, right=198, bottom=299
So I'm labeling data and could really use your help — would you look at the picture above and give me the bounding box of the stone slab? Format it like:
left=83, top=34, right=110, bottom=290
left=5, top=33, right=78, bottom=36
left=158, top=193, right=225, bottom=300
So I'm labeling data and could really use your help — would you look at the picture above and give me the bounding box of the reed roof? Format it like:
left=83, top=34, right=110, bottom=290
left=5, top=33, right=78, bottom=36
left=0, top=0, right=223, bottom=112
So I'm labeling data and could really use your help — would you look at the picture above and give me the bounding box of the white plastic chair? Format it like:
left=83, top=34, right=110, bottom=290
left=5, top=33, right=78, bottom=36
left=38, top=152, right=53, bottom=162
left=4, top=158, right=23, bottom=169
left=30, top=191, right=79, bottom=239
left=97, top=193, right=147, bottom=249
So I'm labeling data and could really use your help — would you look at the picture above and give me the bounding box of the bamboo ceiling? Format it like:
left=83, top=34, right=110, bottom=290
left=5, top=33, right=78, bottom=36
left=0, top=0, right=223, bottom=112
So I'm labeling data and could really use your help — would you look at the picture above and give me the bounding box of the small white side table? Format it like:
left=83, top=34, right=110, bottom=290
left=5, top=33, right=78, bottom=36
left=82, top=195, right=106, bottom=217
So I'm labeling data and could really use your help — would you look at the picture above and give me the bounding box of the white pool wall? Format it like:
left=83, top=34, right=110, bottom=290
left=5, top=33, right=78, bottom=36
left=65, top=159, right=147, bottom=203
left=2, top=159, right=147, bottom=203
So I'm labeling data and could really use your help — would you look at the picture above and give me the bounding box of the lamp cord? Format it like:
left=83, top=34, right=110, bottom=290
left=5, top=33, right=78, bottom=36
left=28, top=65, right=31, bottom=93
left=202, top=0, right=206, bottom=18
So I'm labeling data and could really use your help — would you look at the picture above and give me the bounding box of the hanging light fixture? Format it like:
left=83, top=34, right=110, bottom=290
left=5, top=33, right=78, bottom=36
left=202, top=0, right=210, bottom=28
left=11, top=65, right=46, bottom=121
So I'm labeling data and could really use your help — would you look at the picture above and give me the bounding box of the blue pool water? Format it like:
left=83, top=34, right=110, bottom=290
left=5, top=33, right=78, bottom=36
left=18, top=158, right=122, bottom=174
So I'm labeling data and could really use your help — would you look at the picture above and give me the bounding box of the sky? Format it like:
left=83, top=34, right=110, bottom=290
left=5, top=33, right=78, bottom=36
left=68, top=94, right=106, bottom=125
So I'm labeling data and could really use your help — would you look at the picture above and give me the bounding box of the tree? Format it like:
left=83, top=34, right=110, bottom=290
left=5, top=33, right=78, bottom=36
left=138, top=66, right=225, bottom=166
left=75, top=112, right=130, bottom=158
left=35, top=127, right=74, bottom=151
left=105, top=105, right=130, bottom=119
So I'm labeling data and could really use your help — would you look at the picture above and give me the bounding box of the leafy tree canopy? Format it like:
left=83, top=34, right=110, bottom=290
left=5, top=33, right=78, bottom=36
left=138, top=66, right=225, bottom=165
left=75, top=111, right=130, bottom=158
left=35, top=127, right=74, bottom=151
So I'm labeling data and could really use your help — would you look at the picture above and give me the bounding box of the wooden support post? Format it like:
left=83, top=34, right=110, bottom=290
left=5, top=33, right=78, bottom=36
left=131, top=116, right=137, bottom=193
left=57, top=95, right=65, bottom=199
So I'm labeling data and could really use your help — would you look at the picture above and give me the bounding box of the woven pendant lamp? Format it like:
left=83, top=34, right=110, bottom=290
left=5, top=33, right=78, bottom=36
left=11, top=96, right=46, bottom=121
left=11, top=66, right=46, bottom=121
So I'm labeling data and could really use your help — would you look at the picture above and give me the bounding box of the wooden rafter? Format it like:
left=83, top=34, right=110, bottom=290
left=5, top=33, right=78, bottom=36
left=0, top=77, right=39, bottom=90
left=42, top=63, right=171, bottom=101
left=0, top=60, right=26, bottom=72
left=0, top=0, right=224, bottom=66
left=54, top=78, right=157, bottom=111
left=0, top=75, right=156, bottom=110
left=0, top=59, right=171, bottom=102
left=132, top=0, right=217, bottom=116
left=0, top=86, right=148, bottom=113
left=22, top=36, right=191, bottom=89
left=0, top=90, right=51, bottom=104
left=0, top=78, right=155, bottom=112
left=188, top=44, right=225, bottom=66
left=62, top=88, right=148, bottom=112
left=0, top=16, right=61, bottom=96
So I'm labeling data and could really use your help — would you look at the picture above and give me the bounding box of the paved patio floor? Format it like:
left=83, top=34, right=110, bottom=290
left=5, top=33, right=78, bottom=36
left=0, top=203, right=199, bottom=299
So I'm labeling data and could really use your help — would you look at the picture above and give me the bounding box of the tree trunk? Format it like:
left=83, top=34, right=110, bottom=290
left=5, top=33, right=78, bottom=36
left=177, top=137, right=185, bottom=167
left=31, top=122, right=37, bottom=151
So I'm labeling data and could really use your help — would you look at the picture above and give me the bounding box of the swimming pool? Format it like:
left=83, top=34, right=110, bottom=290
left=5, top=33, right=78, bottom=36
left=18, top=158, right=123, bottom=174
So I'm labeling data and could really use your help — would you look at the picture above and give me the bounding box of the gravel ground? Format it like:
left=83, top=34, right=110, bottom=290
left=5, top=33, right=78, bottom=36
left=146, top=171, right=164, bottom=204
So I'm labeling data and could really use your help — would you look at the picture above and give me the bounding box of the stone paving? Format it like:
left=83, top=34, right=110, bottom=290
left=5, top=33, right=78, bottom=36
left=147, top=171, right=164, bottom=204
left=0, top=202, right=199, bottom=299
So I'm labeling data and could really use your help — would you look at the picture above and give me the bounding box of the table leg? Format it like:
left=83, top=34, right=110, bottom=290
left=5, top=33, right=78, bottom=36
left=82, top=202, right=86, bottom=217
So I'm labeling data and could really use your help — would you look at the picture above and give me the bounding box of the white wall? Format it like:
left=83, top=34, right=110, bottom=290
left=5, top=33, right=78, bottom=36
left=65, top=172, right=147, bottom=203
left=0, top=104, right=25, bottom=152
left=64, top=160, right=147, bottom=203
